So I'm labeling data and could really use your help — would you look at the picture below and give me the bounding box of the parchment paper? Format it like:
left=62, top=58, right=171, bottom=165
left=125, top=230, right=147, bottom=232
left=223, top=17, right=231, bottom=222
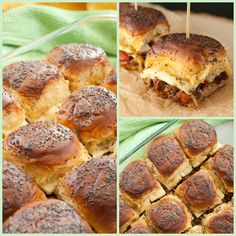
left=120, top=4, right=234, bottom=117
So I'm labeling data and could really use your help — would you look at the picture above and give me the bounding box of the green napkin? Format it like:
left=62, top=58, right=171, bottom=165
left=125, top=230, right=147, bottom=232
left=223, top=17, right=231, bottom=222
left=119, top=119, right=226, bottom=171
left=2, top=5, right=117, bottom=66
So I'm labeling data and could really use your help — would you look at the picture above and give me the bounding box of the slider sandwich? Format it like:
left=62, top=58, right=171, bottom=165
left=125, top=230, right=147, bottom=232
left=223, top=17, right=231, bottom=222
left=119, top=3, right=170, bottom=71
left=141, top=33, right=232, bottom=106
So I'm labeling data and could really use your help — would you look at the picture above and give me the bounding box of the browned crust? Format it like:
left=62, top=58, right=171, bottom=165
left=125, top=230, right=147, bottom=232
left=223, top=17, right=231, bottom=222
left=212, top=145, right=233, bottom=190
left=120, top=160, right=157, bottom=199
left=175, top=120, right=217, bottom=156
left=3, top=160, right=46, bottom=221
left=206, top=208, right=233, bottom=233
left=120, top=3, right=169, bottom=36
left=3, top=61, right=62, bottom=99
left=120, top=198, right=134, bottom=227
left=3, top=122, right=80, bottom=167
left=61, top=156, right=117, bottom=233
left=46, top=43, right=108, bottom=75
left=147, top=136, right=187, bottom=176
left=125, top=226, right=152, bottom=234
left=176, top=171, right=217, bottom=210
left=148, top=33, right=225, bottom=64
left=3, top=200, right=93, bottom=233
left=58, top=86, right=117, bottom=137
left=2, top=89, right=18, bottom=112
left=148, top=198, right=187, bottom=233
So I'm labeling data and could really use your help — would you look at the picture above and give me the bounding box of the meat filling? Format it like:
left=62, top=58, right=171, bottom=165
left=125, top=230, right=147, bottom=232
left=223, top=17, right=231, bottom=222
left=143, top=72, right=228, bottom=106
left=119, top=50, right=143, bottom=71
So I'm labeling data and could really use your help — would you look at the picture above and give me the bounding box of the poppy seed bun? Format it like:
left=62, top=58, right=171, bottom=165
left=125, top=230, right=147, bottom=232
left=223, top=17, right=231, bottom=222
left=3, top=122, right=90, bottom=194
left=58, top=86, right=117, bottom=156
left=2, top=88, right=26, bottom=138
left=46, top=43, right=112, bottom=91
left=3, top=60, right=70, bottom=122
left=56, top=156, right=117, bottom=233
left=3, top=199, right=93, bottom=233
left=3, top=160, right=46, bottom=221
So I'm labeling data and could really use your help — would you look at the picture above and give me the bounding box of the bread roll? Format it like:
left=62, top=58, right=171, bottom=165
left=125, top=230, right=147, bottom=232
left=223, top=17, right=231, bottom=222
left=146, top=136, right=192, bottom=189
left=174, top=120, right=221, bottom=167
left=102, top=68, right=117, bottom=94
left=175, top=170, right=224, bottom=217
left=46, top=43, right=112, bottom=91
left=3, top=122, right=90, bottom=194
left=56, top=156, right=117, bottom=233
left=146, top=195, right=193, bottom=233
left=3, top=199, right=93, bottom=233
left=3, top=60, right=70, bottom=122
left=120, top=159, right=165, bottom=213
left=3, top=160, right=46, bottom=221
left=2, top=88, right=26, bottom=138
left=186, top=225, right=203, bottom=234
left=142, top=33, right=232, bottom=106
left=58, top=86, right=117, bottom=156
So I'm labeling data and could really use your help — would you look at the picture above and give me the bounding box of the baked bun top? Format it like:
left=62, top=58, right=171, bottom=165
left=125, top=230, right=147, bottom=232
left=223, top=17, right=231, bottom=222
left=175, top=120, right=217, bottom=156
left=4, top=122, right=79, bottom=166
left=176, top=170, right=217, bottom=209
left=3, top=61, right=62, bottom=98
left=3, top=160, right=45, bottom=220
left=120, top=3, right=169, bottom=36
left=58, top=86, right=116, bottom=132
left=148, top=33, right=226, bottom=64
left=147, top=136, right=188, bottom=176
left=120, top=198, right=135, bottom=227
left=120, top=160, right=157, bottom=199
left=147, top=195, right=190, bottom=233
left=3, top=199, right=93, bottom=233
left=212, top=145, right=233, bottom=191
left=2, top=88, right=21, bottom=112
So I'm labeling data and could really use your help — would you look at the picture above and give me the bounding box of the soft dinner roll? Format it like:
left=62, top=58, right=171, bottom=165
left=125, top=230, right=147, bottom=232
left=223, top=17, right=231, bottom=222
left=120, top=197, right=138, bottom=233
left=146, top=195, right=193, bottom=233
left=176, top=170, right=224, bottom=217
left=3, top=122, right=90, bottom=194
left=46, top=43, right=112, bottom=91
left=3, top=60, right=70, bottom=122
left=56, top=156, right=117, bottom=233
left=146, top=136, right=192, bottom=189
left=186, top=225, right=203, bottom=234
left=3, top=160, right=46, bottom=221
left=102, top=68, right=117, bottom=94
left=120, top=159, right=165, bottom=213
left=204, top=144, right=233, bottom=193
left=3, top=199, right=93, bottom=233
left=202, top=202, right=233, bottom=234
left=58, top=86, right=117, bottom=156
left=2, top=88, right=26, bottom=138
left=174, top=120, right=221, bottom=167
left=142, top=33, right=232, bottom=106
left=120, top=3, right=170, bottom=71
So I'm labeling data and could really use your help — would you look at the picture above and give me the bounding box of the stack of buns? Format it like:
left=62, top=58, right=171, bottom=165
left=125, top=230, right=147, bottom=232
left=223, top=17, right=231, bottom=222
left=2, top=42, right=117, bottom=233
left=120, top=120, right=234, bottom=234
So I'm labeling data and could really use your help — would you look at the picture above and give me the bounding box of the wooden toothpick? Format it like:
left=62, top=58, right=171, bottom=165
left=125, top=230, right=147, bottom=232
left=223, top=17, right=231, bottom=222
left=186, top=2, right=191, bottom=38
left=135, top=2, right=138, bottom=11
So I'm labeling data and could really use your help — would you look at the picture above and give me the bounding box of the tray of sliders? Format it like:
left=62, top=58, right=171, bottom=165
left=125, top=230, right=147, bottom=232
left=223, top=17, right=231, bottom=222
left=2, top=14, right=117, bottom=234
left=119, top=3, right=233, bottom=117
left=119, top=120, right=233, bottom=234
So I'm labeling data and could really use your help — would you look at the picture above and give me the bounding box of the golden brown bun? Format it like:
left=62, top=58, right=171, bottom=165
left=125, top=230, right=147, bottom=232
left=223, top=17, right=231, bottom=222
left=186, top=225, right=203, bottom=234
left=46, top=43, right=112, bottom=91
left=3, top=160, right=46, bottom=221
left=102, top=68, right=117, bottom=94
left=3, top=122, right=90, bottom=194
left=3, top=199, right=93, bottom=233
left=56, top=156, right=117, bottom=233
left=120, top=159, right=165, bottom=213
left=2, top=88, right=26, bottom=138
left=58, top=86, right=117, bottom=156
left=120, top=3, right=170, bottom=55
left=143, top=33, right=232, bottom=96
left=120, top=198, right=138, bottom=233
left=146, top=136, right=192, bottom=189
left=202, top=203, right=233, bottom=233
left=3, top=61, right=70, bottom=122
left=175, top=170, right=224, bottom=217
left=146, top=195, right=192, bottom=233
left=174, top=120, right=220, bottom=167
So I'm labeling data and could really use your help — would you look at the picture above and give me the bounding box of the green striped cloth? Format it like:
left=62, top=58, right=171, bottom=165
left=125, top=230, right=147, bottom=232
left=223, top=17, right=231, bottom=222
left=119, top=119, right=226, bottom=171
left=2, top=5, right=117, bottom=66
